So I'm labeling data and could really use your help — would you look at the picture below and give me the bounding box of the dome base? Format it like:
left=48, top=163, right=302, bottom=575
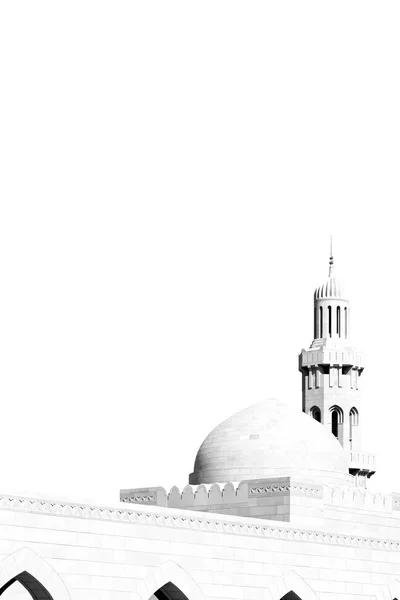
left=121, top=475, right=354, bottom=527
left=189, top=468, right=353, bottom=487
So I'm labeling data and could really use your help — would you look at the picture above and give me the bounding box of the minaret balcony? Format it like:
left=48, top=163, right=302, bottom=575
left=349, top=451, right=376, bottom=478
left=299, top=347, right=364, bottom=370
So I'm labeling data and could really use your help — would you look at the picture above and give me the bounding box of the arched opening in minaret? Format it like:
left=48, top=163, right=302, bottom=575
left=337, top=306, right=341, bottom=336
left=344, top=307, right=348, bottom=338
left=0, top=572, right=53, bottom=600
left=331, top=410, right=338, bottom=437
left=310, top=406, right=321, bottom=422
left=328, top=305, right=332, bottom=337
left=152, top=582, right=190, bottom=600
left=349, top=407, right=359, bottom=448
left=329, top=405, right=343, bottom=440
left=319, top=306, right=323, bottom=337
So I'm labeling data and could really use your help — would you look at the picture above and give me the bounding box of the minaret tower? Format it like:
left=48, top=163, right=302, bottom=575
left=299, top=239, right=376, bottom=486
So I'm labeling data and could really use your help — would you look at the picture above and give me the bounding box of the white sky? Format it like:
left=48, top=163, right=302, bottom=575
left=0, top=1, right=399, bottom=505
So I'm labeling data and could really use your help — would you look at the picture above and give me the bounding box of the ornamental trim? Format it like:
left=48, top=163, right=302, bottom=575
left=0, top=494, right=398, bottom=552
left=250, top=485, right=322, bottom=497
left=124, top=495, right=155, bottom=503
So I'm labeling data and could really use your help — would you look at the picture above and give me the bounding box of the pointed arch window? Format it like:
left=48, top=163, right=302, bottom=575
left=344, top=307, right=348, bottom=338
left=329, top=405, right=343, bottom=439
left=337, top=306, right=341, bottom=336
left=154, top=583, right=190, bottom=600
left=0, top=573, right=53, bottom=600
left=310, top=406, right=321, bottom=422
left=349, top=407, right=359, bottom=447
left=331, top=410, right=338, bottom=437
left=349, top=407, right=359, bottom=426
left=0, top=548, right=71, bottom=600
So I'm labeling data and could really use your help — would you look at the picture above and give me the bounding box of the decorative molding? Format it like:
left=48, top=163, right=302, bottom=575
left=0, top=494, right=399, bottom=553
left=124, top=495, right=155, bottom=503
left=250, top=485, right=323, bottom=498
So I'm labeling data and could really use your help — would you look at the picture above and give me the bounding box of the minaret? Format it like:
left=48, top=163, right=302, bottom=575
left=298, top=239, right=376, bottom=486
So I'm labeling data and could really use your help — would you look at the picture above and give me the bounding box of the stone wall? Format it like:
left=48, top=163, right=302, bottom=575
left=1, top=494, right=400, bottom=600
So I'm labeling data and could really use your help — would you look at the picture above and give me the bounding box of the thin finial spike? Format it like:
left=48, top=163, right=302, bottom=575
left=329, top=235, right=334, bottom=276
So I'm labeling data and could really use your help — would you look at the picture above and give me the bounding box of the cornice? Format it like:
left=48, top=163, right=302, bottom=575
left=0, top=494, right=399, bottom=553
left=249, top=485, right=323, bottom=497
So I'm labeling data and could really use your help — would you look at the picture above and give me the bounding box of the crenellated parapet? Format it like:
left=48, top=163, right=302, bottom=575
left=120, top=477, right=400, bottom=536
left=121, top=477, right=325, bottom=526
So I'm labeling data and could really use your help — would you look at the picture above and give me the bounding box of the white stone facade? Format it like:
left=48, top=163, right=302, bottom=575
left=1, top=253, right=397, bottom=600
left=1, top=492, right=400, bottom=600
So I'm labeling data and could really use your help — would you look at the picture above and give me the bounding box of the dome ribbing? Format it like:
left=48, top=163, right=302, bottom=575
left=314, top=276, right=343, bottom=299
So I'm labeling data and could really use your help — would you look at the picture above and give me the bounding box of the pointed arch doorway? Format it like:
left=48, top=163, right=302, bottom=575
left=0, top=549, right=70, bottom=600
left=151, top=582, right=190, bottom=600
left=281, top=593, right=303, bottom=600
left=0, top=572, right=53, bottom=600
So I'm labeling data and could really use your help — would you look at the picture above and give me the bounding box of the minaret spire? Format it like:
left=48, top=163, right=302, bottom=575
left=329, top=235, right=334, bottom=277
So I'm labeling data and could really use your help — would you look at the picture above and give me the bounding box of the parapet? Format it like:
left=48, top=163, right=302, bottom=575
left=120, top=478, right=325, bottom=526
left=120, top=478, right=400, bottom=534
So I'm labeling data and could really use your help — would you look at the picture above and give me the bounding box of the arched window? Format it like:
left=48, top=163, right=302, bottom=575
left=331, top=410, right=338, bottom=437
left=281, top=594, right=302, bottom=600
left=0, top=548, right=70, bottom=600
left=337, top=306, right=341, bottom=336
left=154, top=583, right=189, bottom=600
left=328, top=305, right=332, bottom=337
left=319, top=306, right=323, bottom=338
left=349, top=407, right=359, bottom=447
left=0, top=573, right=53, bottom=600
left=349, top=407, right=359, bottom=426
left=344, top=307, right=348, bottom=338
left=310, top=406, right=321, bottom=422
left=329, top=405, right=343, bottom=439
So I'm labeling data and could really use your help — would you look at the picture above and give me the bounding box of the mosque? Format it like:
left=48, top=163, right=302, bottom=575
left=0, top=250, right=399, bottom=600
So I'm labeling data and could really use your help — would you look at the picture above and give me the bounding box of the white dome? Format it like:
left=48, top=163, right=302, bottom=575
left=189, top=399, right=351, bottom=486
left=314, top=276, right=344, bottom=299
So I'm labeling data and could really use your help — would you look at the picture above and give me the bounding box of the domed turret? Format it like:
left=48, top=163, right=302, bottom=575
left=314, top=275, right=343, bottom=300
left=189, top=399, right=352, bottom=487
left=313, top=241, right=349, bottom=341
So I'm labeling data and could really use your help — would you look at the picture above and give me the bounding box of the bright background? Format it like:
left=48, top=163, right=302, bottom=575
left=0, top=1, right=399, bottom=504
